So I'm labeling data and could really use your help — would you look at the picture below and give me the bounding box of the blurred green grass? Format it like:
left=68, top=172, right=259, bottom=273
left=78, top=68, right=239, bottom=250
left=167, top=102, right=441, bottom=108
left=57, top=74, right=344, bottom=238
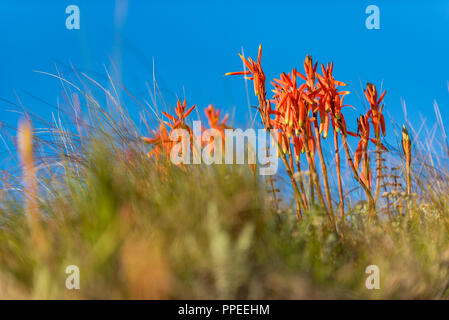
left=1, top=69, right=449, bottom=299
left=1, top=137, right=449, bottom=299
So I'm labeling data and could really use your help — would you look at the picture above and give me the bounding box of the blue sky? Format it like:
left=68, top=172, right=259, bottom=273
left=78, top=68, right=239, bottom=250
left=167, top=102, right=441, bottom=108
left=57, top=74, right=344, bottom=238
left=1, top=0, right=449, bottom=150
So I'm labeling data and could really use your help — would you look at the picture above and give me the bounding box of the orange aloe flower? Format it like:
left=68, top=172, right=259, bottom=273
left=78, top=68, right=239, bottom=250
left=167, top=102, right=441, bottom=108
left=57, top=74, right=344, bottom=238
left=354, top=115, right=370, bottom=169
left=225, top=45, right=266, bottom=98
left=142, top=122, right=172, bottom=160
left=142, top=99, right=196, bottom=160
left=292, top=135, right=304, bottom=161
left=353, top=112, right=388, bottom=188
left=305, top=119, right=316, bottom=156
left=226, top=45, right=276, bottom=129
left=269, top=66, right=320, bottom=162
left=354, top=114, right=372, bottom=188
left=364, top=83, right=386, bottom=138
left=298, top=55, right=336, bottom=140
left=204, top=105, right=229, bottom=134
left=354, top=113, right=388, bottom=167
left=271, top=70, right=308, bottom=133
left=300, top=55, right=318, bottom=89
left=316, top=63, right=351, bottom=134
left=161, top=99, right=196, bottom=133
left=204, top=104, right=230, bottom=147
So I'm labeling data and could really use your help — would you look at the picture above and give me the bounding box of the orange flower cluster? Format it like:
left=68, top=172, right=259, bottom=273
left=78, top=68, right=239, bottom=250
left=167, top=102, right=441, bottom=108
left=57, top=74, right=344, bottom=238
left=161, top=99, right=196, bottom=133
left=365, top=83, right=386, bottom=139
left=204, top=104, right=229, bottom=145
left=354, top=85, right=387, bottom=192
left=226, top=45, right=271, bottom=128
left=354, top=114, right=372, bottom=189
left=142, top=99, right=196, bottom=161
left=140, top=45, right=393, bottom=228
left=364, top=83, right=387, bottom=204
left=142, top=123, right=172, bottom=161
left=226, top=45, right=389, bottom=223
left=142, top=100, right=229, bottom=161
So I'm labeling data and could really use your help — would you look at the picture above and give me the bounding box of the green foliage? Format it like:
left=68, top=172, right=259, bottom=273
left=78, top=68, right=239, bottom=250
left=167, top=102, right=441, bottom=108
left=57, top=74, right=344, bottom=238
left=1, top=137, right=449, bottom=299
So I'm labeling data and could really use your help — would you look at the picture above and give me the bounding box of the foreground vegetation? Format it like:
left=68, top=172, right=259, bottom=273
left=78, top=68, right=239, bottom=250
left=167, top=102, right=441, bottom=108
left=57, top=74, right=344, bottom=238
left=2, top=141, right=449, bottom=299
left=1, top=47, right=449, bottom=299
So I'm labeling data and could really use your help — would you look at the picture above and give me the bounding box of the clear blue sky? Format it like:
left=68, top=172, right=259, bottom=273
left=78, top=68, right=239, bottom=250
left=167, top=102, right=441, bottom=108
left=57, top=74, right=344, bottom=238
left=1, top=0, right=449, bottom=150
